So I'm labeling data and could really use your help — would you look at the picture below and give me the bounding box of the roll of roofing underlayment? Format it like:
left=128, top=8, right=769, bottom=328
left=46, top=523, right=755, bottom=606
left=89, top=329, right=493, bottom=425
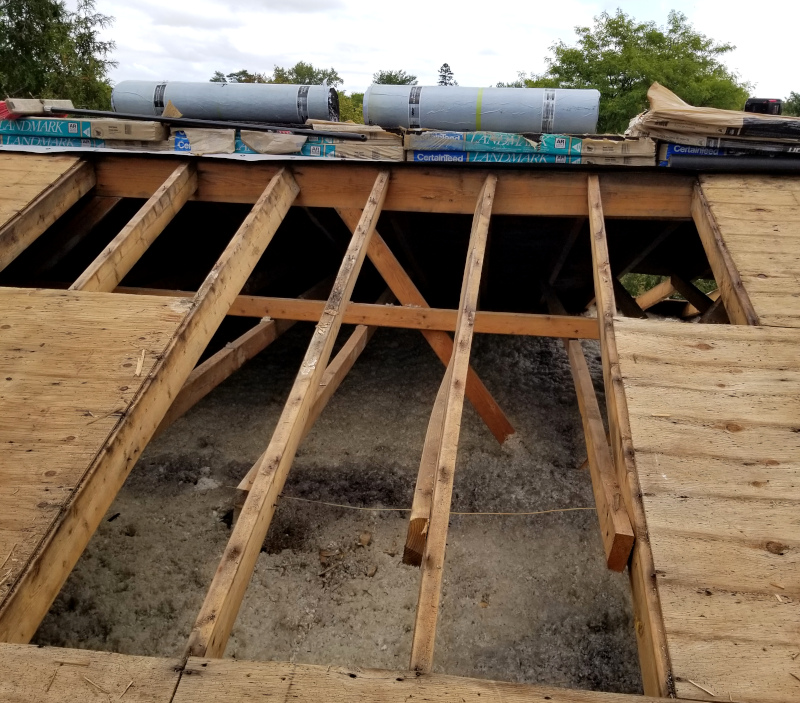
left=111, top=81, right=339, bottom=122
left=363, top=85, right=600, bottom=133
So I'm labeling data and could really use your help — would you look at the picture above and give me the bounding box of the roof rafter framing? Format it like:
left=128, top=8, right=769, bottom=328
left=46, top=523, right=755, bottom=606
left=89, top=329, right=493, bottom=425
left=2, top=152, right=795, bottom=703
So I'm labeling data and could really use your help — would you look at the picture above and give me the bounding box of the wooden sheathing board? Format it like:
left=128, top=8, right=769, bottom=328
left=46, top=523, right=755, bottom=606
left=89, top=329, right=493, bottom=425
left=614, top=318, right=800, bottom=703
left=0, top=643, right=180, bottom=702
left=0, top=154, right=95, bottom=272
left=696, top=174, right=800, bottom=327
left=0, top=287, right=191, bottom=615
left=0, top=643, right=701, bottom=703
left=0, top=154, right=82, bottom=227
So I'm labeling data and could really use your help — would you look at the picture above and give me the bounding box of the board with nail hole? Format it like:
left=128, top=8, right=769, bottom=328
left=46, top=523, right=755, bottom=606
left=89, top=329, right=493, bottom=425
left=615, top=318, right=800, bottom=703
left=0, top=287, right=190, bottom=617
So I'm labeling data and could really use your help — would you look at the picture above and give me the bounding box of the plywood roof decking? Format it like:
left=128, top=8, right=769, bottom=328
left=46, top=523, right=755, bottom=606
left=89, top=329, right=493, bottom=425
left=0, top=643, right=696, bottom=703
left=0, top=287, right=191, bottom=608
left=615, top=318, right=800, bottom=703
left=698, top=174, right=800, bottom=327
left=0, top=154, right=80, bottom=228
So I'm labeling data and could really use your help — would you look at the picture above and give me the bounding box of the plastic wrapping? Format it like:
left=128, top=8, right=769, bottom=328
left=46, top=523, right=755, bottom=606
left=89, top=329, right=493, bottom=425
left=363, top=85, right=599, bottom=133
left=111, top=81, right=339, bottom=123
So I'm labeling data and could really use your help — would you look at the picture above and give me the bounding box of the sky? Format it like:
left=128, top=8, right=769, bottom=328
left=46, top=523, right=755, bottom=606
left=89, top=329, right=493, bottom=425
left=72, top=0, right=799, bottom=98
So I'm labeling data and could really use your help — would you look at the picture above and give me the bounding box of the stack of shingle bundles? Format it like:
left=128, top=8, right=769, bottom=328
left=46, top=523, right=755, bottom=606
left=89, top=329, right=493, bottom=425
left=404, top=130, right=655, bottom=165
left=628, top=83, right=800, bottom=167
left=0, top=115, right=167, bottom=148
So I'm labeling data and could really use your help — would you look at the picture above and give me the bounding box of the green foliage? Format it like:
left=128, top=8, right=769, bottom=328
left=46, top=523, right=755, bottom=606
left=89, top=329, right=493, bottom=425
left=373, top=69, right=417, bottom=85
left=210, top=62, right=342, bottom=87
left=271, top=61, right=342, bottom=87
left=338, top=91, right=364, bottom=124
left=620, top=274, right=666, bottom=298
left=0, top=0, right=116, bottom=109
left=784, top=92, right=800, bottom=117
left=438, top=63, right=457, bottom=86
left=502, top=10, right=750, bottom=133
left=210, top=69, right=268, bottom=83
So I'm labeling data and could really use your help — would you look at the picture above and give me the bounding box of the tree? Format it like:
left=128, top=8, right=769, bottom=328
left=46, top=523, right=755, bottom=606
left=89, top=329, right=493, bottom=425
left=501, top=10, right=750, bottom=133
left=338, top=91, right=364, bottom=123
left=270, top=62, right=342, bottom=87
left=0, top=0, right=116, bottom=109
left=438, top=63, right=456, bottom=86
left=210, top=70, right=268, bottom=83
left=210, top=62, right=342, bottom=87
left=373, top=69, right=417, bottom=85
left=784, top=92, right=800, bottom=117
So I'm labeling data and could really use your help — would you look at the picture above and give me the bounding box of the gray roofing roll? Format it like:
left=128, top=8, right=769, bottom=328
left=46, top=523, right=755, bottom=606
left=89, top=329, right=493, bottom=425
left=111, top=81, right=338, bottom=122
left=363, top=85, right=599, bottom=133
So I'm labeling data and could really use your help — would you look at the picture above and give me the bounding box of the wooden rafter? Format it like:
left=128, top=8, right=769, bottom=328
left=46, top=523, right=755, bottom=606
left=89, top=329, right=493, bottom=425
left=547, top=217, right=584, bottom=286
left=116, top=287, right=599, bottom=339
left=0, top=160, right=95, bottom=273
left=616, top=222, right=680, bottom=278
left=691, top=183, right=759, bottom=325
left=409, top=174, right=496, bottom=673
left=587, top=175, right=673, bottom=696
left=635, top=278, right=675, bottom=311
left=155, top=278, right=333, bottom=437
left=94, top=156, right=695, bottom=218
left=186, top=171, right=391, bottom=659
left=70, top=162, right=197, bottom=292
left=670, top=273, right=714, bottom=314
left=236, top=289, right=393, bottom=493
left=612, top=278, right=648, bottom=319
left=338, top=209, right=514, bottom=444
left=544, top=286, right=633, bottom=571
left=403, top=365, right=451, bottom=566
left=0, top=167, right=300, bottom=644
left=33, top=196, right=122, bottom=276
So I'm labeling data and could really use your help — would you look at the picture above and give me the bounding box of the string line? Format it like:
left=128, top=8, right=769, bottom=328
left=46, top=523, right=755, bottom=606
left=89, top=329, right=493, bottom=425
left=279, top=494, right=595, bottom=517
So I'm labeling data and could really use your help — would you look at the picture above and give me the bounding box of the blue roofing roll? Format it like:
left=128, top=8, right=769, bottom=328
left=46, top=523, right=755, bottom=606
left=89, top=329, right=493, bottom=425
left=111, top=81, right=339, bottom=123
left=363, top=85, right=599, bottom=134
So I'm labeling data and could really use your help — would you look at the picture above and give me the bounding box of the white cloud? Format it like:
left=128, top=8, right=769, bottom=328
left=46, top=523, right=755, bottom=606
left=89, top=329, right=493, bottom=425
left=72, top=0, right=799, bottom=100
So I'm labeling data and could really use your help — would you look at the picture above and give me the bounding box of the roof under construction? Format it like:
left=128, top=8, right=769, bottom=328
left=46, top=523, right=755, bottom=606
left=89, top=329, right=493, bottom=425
left=0, top=151, right=797, bottom=703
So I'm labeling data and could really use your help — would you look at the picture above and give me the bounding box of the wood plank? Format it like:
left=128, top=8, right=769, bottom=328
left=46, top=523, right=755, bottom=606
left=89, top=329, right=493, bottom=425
left=565, top=340, right=634, bottom=570
left=0, top=168, right=300, bottom=643
left=617, top=223, right=680, bottom=278
left=0, top=158, right=95, bottom=272
left=338, top=209, right=515, bottom=444
left=697, top=174, right=800, bottom=328
left=0, top=288, right=190, bottom=617
left=544, top=286, right=633, bottom=571
left=587, top=175, right=673, bottom=697
left=33, top=195, right=122, bottom=276
left=410, top=174, right=496, bottom=673
left=0, top=643, right=179, bottom=703
left=616, top=318, right=800, bottom=703
left=93, top=156, right=695, bottom=218
left=174, top=656, right=694, bottom=703
left=692, top=182, right=760, bottom=325
left=681, top=288, right=720, bottom=317
left=186, top=171, right=390, bottom=658
left=403, top=365, right=451, bottom=567
left=156, top=318, right=294, bottom=437
left=118, top=287, right=599, bottom=339
left=547, top=217, right=584, bottom=285
left=636, top=278, right=674, bottom=311
left=237, top=289, right=392, bottom=493
left=612, top=278, right=648, bottom=318
left=155, top=278, right=333, bottom=437
left=70, top=162, right=197, bottom=292
left=670, top=274, right=714, bottom=314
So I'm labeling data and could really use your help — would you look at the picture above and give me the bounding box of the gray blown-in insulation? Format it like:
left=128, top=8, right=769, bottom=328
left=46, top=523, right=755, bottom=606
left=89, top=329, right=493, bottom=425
left=111, top=81, right=339, bottom=123
left=363, top=85, right=599, bottom=133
